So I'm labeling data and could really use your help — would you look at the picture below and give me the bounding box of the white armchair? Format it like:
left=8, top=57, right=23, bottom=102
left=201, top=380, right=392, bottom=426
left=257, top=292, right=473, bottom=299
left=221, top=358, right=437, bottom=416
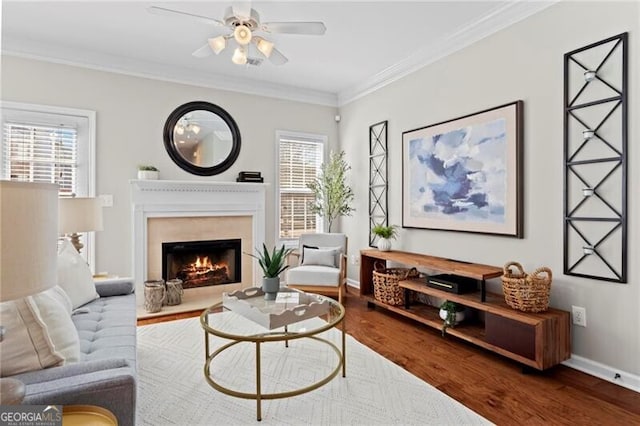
left=285, top=233, right=348, bottom=304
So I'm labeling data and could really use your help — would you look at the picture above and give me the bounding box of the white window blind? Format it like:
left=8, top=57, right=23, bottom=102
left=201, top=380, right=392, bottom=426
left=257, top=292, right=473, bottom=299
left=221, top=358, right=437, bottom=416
left=2, top=122, right=78, bottom=196
left=278, top=133, right=325, bottom=239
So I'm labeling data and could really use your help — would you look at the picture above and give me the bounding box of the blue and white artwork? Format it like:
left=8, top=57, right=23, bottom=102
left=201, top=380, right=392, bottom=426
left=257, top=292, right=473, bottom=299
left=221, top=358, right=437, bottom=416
left=408, top=118, right=507, bottom=224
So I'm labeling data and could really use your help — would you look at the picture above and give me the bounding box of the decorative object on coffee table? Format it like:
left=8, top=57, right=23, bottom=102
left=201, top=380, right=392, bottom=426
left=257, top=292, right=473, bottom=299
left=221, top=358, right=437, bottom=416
left=144, top=279, right=165, bottom=312
left=371, top=224, right=398, bottom=252
left=246, top=244, right=293, bottom=300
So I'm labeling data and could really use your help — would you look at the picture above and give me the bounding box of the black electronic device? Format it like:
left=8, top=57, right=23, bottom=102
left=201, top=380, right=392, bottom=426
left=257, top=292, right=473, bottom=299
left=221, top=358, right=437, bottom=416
left=426, top=274, right=478, bottom=294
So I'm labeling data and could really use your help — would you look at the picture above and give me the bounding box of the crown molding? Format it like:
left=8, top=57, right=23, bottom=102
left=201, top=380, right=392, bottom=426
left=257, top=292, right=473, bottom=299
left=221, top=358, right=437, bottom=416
left=2, top=1, right=556, bottom=109
left=337, top=1, right=557, bottom=106
left=2, top=37, right=338, bottom=107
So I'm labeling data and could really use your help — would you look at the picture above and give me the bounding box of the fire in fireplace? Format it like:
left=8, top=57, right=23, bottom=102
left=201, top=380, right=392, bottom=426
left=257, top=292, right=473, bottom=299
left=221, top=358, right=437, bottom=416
left=162, top=239, right=241, bottom=289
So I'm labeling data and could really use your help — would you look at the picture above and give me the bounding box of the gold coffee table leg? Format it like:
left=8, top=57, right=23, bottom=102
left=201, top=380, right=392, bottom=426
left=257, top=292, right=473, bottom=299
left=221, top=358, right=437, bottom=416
left=256, top=341, right=262, bottom=421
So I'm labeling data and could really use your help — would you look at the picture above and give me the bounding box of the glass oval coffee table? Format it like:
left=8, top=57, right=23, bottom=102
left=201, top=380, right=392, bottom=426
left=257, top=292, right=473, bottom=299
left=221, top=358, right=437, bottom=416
left=200, top=287, right=345, bottom=421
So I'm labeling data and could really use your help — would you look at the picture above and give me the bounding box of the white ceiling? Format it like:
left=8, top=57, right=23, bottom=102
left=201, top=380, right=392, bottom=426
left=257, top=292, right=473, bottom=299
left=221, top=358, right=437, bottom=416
left=1, top=1, right=553, bottom=106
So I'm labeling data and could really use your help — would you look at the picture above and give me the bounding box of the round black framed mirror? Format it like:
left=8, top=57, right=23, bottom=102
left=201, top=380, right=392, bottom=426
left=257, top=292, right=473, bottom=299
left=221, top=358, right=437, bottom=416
left=163, top=101, right=241, bottom=176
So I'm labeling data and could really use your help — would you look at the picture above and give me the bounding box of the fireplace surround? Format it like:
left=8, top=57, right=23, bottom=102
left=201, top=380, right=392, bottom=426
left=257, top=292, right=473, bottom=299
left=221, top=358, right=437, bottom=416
left=131, top=180, right=266, bottom=314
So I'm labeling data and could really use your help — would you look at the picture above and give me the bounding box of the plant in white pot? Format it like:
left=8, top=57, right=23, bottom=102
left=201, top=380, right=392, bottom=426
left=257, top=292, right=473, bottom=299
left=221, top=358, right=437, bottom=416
left=247, top=244, right=293, bottom=300
left=372, top=224, right=398, bottom=252
left=138, top=165, right=159, bottom=180
left=439, top=300, right=465, bottom=335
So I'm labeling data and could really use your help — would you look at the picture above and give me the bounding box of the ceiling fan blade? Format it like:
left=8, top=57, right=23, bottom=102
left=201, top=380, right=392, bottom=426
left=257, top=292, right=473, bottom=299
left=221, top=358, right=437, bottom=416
left=268, top=47, right=288, bottom=66
left=232, top=1, right=253, bottom=20
left=261, top=21, right=326, bottom=35
left=192, top=43, right=213, bottom=58
left=147, top=6, right=224, bottom=27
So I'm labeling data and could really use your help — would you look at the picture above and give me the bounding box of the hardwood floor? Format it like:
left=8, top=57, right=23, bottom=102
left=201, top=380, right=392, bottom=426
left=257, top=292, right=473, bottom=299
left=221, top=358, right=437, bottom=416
left=137, top=288, right=640, bottom=425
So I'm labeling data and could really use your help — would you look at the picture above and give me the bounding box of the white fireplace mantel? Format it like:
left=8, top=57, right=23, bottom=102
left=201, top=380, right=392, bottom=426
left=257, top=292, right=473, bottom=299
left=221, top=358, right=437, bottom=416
left=130, top=179, right=267, bottom=300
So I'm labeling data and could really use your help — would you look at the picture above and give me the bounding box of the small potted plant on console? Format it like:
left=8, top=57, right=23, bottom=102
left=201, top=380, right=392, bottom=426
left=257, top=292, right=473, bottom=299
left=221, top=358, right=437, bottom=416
left=439, top=300, right=465, bottom=335
left=371, top=224, right=398, bottom=252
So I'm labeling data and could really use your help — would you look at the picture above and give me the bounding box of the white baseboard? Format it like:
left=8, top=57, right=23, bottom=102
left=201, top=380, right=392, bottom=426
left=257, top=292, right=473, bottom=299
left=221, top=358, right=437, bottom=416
left=346, top=278, right=360, bottom=289
left=562, top=355, right=640, bottom=393
left=347, top=277, right=639, bottom=394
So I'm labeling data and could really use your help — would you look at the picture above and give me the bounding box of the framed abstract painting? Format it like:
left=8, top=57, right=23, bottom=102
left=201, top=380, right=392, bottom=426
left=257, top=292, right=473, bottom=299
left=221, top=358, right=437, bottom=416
left=402, top=101, right=523, bottom=237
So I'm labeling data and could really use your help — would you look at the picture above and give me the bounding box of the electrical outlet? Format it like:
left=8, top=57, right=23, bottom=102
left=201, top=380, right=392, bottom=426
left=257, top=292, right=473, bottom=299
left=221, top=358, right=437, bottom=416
left=99, top=194, right=113, bottom=207
left=572, top=306, right=587, bottom=327
left=350, top=255, right=360, bottom=266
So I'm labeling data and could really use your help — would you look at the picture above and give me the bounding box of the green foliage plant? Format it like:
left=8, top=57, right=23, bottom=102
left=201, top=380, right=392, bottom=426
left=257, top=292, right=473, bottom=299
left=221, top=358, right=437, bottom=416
left=138, top=165, right=159, bottom=171
left=440, top=300, right=464, bottom=335
left=307, top=150, right=355, bottom=232
left=371, top=224, right=398, bottom=239
left=246, top=244, right=293, bottom=278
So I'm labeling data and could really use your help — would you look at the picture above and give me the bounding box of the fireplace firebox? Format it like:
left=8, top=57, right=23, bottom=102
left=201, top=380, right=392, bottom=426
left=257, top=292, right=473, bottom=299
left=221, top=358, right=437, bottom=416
left=162, top=239, right=241, bottom=289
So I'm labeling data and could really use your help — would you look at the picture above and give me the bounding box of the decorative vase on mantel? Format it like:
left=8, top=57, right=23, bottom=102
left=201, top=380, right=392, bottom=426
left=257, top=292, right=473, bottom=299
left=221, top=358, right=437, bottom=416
left=377, top=237, right=392, bottom=252
left=262, top=277, right=281, bottom=301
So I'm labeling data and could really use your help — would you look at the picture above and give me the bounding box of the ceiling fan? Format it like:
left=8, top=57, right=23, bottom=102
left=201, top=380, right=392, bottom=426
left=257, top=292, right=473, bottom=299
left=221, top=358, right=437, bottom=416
left=148, top=3, right=326, bottom=66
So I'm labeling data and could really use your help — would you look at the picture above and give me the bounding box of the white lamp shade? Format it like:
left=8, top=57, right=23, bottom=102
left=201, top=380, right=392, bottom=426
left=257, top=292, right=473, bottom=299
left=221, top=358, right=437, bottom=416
left=232, top=47, right=247, bottom=65
left=0, top=181, right=59, bottom=302
left=58, top=197, right=103, bottom=234
left=256, top=37, right=274, bottom=58
left=208, top=36, right=226, bottom=54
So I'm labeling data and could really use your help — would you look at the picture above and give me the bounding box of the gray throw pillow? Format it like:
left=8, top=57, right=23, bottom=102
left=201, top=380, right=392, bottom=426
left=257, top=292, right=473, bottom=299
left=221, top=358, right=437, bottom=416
left=302, top=247, right=337, bottom=268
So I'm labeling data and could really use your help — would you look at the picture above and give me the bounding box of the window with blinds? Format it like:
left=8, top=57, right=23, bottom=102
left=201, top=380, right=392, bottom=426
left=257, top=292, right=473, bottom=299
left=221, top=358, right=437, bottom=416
left=2, top=122, right=78, bottom=196
left=277, top=132, right=325, bottom=240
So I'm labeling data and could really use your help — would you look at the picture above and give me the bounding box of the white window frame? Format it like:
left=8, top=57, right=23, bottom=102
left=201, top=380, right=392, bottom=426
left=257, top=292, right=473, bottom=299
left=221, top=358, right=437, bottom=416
left=275, top=130, right=327, bottom=248
left=1, top=101, right=97, bottom=267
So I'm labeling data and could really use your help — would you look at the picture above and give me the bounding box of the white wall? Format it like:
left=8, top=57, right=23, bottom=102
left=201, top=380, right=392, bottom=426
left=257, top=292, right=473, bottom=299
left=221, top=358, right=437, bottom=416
left=338, top=1, right=639, bottom=376
left=0, top=56, right=339, bottom=276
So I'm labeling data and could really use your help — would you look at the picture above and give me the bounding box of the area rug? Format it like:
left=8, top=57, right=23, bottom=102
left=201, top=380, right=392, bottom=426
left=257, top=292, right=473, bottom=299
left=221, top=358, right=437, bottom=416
left=137, top=313, right=490, bottom=425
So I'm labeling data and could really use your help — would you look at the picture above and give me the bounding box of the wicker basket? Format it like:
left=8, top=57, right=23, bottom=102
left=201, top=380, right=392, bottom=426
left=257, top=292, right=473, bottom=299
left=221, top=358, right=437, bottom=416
left=372, top=261, right=420, bottom=306
left=501, top=261, right=552, bottom=313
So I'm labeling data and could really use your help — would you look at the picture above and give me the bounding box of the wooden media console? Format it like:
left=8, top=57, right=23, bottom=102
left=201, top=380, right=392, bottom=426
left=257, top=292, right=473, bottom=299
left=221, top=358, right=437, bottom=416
left=360, top=249, right=571, bottom=370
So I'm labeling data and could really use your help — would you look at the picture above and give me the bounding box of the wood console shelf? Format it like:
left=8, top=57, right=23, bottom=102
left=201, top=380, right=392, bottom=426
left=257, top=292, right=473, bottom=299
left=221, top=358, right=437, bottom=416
left=360, top=250, right=571, bottom=370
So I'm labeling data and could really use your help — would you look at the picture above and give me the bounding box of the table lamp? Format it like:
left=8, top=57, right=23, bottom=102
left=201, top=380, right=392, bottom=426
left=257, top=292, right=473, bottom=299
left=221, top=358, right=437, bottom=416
left=0, top=180, right=59, bottom=404
left=58, top=197, right=103, bottom=253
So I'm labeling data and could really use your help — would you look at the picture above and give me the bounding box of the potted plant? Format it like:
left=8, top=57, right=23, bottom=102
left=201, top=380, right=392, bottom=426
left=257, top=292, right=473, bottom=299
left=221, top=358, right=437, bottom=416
left=439, top=300, right=465, bottom=335
left=372, top=224, right=398, bottom=252
left=307, top=150, right=355, bottom=232
left=247, top=244, right=293, bottom=300
left=138, top=165, right=159, bottom=180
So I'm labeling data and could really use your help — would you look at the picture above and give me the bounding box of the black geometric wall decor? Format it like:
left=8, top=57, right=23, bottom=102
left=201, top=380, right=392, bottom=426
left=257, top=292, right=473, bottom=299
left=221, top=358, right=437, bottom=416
left=563, top=32, right=627, bottom=283
left=369, top=121, right=388, bottom=247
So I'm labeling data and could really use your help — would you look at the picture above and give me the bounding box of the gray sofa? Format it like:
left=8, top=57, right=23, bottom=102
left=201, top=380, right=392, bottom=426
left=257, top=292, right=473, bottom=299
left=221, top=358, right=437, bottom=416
left=10, top=280, right=137, bottom=426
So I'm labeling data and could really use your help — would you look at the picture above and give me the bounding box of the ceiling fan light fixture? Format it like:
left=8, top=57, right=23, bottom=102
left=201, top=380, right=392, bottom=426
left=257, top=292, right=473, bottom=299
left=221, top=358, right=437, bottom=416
left=232, top=46, right=248, bottom=65
left=208, top=36, right=226, bottom=54
left=234, top=25, right=252, bottom=45
left=256, top=37, right=274, bottom=58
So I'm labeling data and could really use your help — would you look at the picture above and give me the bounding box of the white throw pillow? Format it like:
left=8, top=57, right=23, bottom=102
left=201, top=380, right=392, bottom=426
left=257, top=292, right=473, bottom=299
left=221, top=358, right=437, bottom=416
left=302, top=247, right=337, bottom=268
left=57, top=239, right=99, bottom=309
left=0, top=298, right=64, bottom=377
left=46, top=285, right=73, bottom=315
left=31, top=290, right=80, bottom=363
